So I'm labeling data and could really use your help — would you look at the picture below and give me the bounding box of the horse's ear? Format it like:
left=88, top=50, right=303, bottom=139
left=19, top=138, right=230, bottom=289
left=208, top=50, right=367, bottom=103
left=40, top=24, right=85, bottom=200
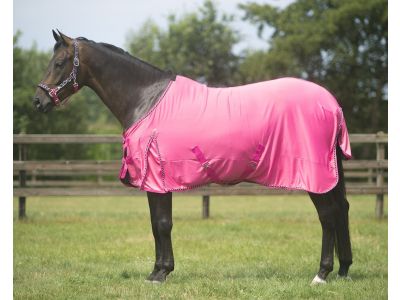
left=56, top=29, right=73, bottom=45
left=52, top=29, right=61, bottom=42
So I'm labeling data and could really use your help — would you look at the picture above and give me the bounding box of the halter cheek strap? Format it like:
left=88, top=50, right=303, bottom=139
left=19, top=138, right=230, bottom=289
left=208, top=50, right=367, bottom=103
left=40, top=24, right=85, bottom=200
left=38, top=40, right=80, bottom=106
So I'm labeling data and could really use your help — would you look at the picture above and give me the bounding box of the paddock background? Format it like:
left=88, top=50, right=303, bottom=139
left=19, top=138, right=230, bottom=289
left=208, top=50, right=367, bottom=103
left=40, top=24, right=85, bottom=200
left=13, top=194, right=387, bottom=299
left=13, top=132, right=388, bottom=219
left=13, top=133, right=389, bottom=299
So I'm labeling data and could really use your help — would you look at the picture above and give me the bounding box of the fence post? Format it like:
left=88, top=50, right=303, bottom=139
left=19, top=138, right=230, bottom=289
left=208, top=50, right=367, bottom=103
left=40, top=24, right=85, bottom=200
left=202, top=195, right=210, bottom=219
left=96, top=170, right=103, bottom=184
left=18, top=144, right=27, bottom=219
left=375, top=132, right=385, bottom=219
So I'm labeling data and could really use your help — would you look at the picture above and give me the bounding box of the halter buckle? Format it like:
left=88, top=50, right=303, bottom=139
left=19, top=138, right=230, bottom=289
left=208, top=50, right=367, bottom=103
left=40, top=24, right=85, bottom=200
left=72, top=82, right=79, bottom=93
left=73, top=57, right=79, bottom=67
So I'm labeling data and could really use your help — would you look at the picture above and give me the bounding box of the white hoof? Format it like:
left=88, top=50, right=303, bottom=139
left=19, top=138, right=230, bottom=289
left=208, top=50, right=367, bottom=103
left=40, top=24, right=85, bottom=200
left=145, top=279, right=163, bottom=284
left=310, top=274, right=327, bottom=285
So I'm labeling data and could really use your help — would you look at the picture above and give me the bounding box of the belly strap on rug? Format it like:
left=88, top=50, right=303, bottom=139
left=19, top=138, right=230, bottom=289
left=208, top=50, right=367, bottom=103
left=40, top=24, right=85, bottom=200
left=191, top=144, right=265, bottom=184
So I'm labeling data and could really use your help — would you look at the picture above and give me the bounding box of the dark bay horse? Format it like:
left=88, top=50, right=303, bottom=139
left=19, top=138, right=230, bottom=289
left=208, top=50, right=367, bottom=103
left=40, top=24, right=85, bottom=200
left=33, top=31, right=352, bottom=284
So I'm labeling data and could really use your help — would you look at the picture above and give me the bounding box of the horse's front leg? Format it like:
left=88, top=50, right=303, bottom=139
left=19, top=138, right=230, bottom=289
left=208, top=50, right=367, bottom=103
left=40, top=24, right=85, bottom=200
left=146, top=191, right=174, bottom=283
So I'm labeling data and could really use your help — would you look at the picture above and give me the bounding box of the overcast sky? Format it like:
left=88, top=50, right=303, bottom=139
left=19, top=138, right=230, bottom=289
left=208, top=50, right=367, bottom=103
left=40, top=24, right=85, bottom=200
left=13, top=0, right=294, bottom=54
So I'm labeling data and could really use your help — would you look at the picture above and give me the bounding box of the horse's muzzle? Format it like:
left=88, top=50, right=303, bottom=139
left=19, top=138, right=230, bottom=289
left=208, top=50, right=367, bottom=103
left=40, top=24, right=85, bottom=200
left=32, top=96, right=52, bottom=113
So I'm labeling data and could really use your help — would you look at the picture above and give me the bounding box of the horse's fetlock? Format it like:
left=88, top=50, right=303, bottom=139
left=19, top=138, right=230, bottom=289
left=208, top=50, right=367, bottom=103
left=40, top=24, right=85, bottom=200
left=162, top=261, right=174, bottom=272
left=318, top=266, right=333, bottom=280
left=338, top=259, right=352, bottom=276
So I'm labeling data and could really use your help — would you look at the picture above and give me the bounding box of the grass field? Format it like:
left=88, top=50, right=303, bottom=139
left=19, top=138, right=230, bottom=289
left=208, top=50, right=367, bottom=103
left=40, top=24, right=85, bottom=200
left=13, top=194, right=387, bottom=299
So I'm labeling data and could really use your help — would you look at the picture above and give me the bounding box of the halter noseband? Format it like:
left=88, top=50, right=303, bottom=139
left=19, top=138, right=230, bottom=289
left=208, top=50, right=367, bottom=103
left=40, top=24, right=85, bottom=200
left=38, top=39, right=80, bottom=106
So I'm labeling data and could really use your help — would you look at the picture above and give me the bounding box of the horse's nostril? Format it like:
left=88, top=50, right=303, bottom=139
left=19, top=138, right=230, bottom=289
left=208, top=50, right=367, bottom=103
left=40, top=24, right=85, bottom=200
left=33, top=97, right=42, bottom=110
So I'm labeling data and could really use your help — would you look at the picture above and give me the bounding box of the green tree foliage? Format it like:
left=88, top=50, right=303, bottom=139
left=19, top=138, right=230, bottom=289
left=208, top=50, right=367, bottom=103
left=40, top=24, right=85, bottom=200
left=239, top=0, right=387, bottom=133
left=126, top=0, right=239, bottom=86
left=14, top=0, right=387, bottom=162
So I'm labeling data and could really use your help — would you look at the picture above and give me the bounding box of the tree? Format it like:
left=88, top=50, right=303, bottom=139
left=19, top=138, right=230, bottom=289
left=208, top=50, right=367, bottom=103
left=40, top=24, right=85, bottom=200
left=126, top=0, right=239, bottom=86
left=239, top=0, right=387, bottom=133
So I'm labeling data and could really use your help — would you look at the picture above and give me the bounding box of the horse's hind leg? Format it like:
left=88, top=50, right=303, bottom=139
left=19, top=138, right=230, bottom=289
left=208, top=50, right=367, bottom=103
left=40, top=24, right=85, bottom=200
left=332, top=151, right=353, bottom=278
left=309, top=191, right=339, bottom=284
left=146, top=192, right=174, bottom=283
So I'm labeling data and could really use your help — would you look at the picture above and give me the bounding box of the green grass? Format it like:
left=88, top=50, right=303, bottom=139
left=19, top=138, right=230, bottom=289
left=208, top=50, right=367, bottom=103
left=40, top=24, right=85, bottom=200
left=14, top=194, right=387, bottom=299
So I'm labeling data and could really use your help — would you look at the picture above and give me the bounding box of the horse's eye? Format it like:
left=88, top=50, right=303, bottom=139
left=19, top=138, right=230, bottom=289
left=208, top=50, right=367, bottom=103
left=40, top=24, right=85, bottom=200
left=55, top=60, right=65, bottom=68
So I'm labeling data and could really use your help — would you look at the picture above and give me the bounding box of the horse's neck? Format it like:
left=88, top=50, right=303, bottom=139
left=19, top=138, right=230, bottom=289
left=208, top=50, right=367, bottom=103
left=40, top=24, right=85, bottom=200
left=82, top=42, right=172, bottom=129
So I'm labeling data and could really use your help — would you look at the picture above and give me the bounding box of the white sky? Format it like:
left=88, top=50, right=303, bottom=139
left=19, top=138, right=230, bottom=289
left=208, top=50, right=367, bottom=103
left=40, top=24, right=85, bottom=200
left=13, top=0, right=294, bottom=54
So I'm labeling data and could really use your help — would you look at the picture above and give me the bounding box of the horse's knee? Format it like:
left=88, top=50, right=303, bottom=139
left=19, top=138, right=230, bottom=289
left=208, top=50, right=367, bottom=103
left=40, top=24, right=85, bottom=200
left=156, top=218, right=173, bottom=235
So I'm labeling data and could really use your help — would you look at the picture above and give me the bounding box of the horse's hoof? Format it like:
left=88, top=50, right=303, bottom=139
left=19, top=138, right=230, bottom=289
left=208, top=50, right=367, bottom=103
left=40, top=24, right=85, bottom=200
left=145, top=279, right=163, bottom=284
left=146, top=269, right=169, bottom=283
left=146, top=270, right=158, bottom=282
left=145, top=273, right=164, bottom=284
left=151, top=280, right=163, bottom=284
left=310, top=274, right=327, bottom=285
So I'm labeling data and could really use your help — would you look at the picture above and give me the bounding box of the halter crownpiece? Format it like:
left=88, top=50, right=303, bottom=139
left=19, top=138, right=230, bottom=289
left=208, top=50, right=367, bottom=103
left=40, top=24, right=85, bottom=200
left=38, top=39, right=80, bottom=106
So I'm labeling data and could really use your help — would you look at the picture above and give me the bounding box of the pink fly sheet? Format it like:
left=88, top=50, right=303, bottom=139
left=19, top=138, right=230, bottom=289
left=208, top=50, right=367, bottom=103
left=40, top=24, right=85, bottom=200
left=120, top=76, right=352, bottom=194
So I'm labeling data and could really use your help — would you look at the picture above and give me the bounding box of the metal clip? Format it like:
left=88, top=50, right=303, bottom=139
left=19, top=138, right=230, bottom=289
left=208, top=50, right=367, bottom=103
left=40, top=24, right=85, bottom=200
left=202, top=161, right=210, bottom=169
left=248, top=161, right=257, bottom=169
left=73, top=57, right=80, bottom=67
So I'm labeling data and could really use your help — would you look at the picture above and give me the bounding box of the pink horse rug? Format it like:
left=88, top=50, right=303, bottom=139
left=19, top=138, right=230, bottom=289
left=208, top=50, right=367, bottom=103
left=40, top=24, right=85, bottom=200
left=120, top=76, right=352, bottom=194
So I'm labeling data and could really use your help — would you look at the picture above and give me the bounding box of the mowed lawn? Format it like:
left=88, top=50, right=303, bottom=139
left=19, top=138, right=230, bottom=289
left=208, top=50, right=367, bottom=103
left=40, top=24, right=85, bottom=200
left=13, top=194, right=387, bottom=299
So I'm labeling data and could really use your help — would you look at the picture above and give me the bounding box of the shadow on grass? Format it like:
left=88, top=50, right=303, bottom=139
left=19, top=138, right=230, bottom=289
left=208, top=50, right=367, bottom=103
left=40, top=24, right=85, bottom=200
left=171, top=264, right=289, bottom=283
left=118, top=269, right=147, bottom=280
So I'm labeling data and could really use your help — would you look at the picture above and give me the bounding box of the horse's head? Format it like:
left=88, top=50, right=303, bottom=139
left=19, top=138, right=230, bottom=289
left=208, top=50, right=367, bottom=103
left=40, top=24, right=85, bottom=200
left=33, top=30, right=83, bottom=112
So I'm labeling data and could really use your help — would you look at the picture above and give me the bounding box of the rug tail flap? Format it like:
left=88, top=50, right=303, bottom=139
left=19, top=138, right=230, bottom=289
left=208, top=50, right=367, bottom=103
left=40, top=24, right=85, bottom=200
left=337, top=109, right=352, bottom=159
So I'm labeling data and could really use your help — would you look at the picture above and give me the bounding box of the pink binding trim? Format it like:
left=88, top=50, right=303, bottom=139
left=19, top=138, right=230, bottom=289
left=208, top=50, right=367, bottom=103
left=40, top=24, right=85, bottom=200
left=153, top=136, right=167, bottom=191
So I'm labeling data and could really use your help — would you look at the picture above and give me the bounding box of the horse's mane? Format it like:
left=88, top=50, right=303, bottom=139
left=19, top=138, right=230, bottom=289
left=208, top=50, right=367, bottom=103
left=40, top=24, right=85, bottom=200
left=79, top=37, right=165, bottom=73
left=99, top=42, right=130, bottom=57
left=53, top=36, right=166, bottom=74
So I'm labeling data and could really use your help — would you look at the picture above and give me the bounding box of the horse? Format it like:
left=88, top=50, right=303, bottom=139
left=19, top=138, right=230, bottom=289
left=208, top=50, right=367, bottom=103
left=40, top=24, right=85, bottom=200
left=33, top=30, right=353, bottom=284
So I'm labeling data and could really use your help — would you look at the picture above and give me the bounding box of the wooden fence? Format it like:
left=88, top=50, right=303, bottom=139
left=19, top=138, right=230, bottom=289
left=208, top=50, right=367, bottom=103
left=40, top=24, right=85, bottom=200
left=13, top=133, right=387, bottom=219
